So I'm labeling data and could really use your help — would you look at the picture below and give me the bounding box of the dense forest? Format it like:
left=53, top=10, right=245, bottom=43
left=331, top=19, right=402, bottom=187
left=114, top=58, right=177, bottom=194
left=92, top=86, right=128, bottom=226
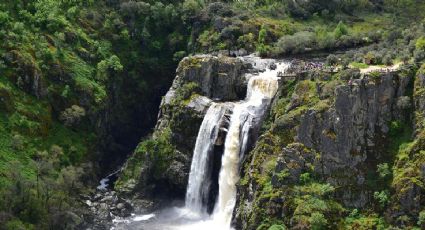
left=0, top=0, right=424, bottom=229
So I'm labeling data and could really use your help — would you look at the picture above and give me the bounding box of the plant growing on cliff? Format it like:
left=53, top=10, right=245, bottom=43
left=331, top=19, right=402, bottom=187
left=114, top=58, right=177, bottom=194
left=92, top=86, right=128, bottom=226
left=136, top=128, right=175, bottom=177
left=377, top=163, right=391, bottom=178
left=268, top=224, right=286, bottom=230
left=59, top=105, right=86, bottom=127
left=373, top=190, right=389, bottom=208
left=418, top=210, right=425, bottom=226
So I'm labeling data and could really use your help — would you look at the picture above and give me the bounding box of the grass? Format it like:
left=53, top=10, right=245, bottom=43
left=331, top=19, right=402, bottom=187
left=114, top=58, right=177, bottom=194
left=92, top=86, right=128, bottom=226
left=350, top=62, right=369, bottom=69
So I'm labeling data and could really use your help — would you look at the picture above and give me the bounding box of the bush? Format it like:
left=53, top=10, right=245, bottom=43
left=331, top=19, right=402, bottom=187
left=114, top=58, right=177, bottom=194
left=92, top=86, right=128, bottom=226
left=50, top=145, right=64, bottom=159
left=377, top=163, right=391, bottom=178
left=389, top=121, right=404, bottom=137
left=334, top=21, right=348, bottom=39
left=339, top=68, right=361, bottom=81
left=382, top=54, right=393, bottom=65
left=373, top=190, right=389, bottom=207
left=5, top=219, right=29, bottom=230
left=416, top=37, right=425, bottom=50
left=59, top=105, right=86, bottom=127
left=238, top=33, right=255, bottom=51
left=310, top=212, right=328, bottom=230
left=326, top=54, right=338, bottom=66
left=207, top=2, right=233, bottom=17
left=11, top=134, right=25, bottom=151
left=275, top=31, right=316, bottom=55
left=182, top=0, right=204, bottom=20
left=173, top=51, right=187, bottom=62
left=300, top=172, right=311, bottom=184
left=414, top=49, right=425, bottom=62
left=418, top=210, right=425, bottom=226
left=268, top=224, right=286, bottom=230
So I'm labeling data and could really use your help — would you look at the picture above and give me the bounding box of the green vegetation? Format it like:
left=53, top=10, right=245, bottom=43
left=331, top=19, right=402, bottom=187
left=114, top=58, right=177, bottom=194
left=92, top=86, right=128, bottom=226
left=1, top=0, right=425, bottom=229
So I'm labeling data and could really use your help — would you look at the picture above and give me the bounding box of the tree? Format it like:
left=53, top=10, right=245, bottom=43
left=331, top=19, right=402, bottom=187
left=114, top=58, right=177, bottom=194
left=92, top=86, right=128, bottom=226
left=326, top=54, right=338, bottom=66
left=182, top=0, right=204, bottom=22
left=96, top=55, right=123, bottom=81
left=57, top=166, right=84, bottom=196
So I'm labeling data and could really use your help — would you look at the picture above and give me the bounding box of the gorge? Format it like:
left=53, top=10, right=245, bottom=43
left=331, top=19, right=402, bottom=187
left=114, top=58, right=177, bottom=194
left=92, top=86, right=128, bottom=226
left=113, top=56, right=289, bottom=230
left=1, top=1, right=425, bottom=229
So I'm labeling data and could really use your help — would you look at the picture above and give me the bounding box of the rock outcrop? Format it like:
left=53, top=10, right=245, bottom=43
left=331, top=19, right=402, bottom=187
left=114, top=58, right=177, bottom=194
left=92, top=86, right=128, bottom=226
left=234, top=68, right=424, bottom=229
left=115, top=55, right=251, bottom=201
left=297, top=74, right=410, bottom=207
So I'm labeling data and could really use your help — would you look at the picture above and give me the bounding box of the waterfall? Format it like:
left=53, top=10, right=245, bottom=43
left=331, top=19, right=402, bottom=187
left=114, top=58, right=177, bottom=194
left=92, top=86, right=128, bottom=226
left=185, top=103, right=226, bottom=214
left=212, top=61, right=287, bottom=227
left=113, top=58, right=290, bottom=230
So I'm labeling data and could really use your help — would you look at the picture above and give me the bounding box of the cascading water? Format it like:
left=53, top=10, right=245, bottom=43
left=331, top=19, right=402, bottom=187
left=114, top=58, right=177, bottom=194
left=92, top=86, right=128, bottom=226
left=185, top=103, right=227, bottom=215
left=212, top=60, right=287, bottom=227
left=113, top=57, right=289, bottom=230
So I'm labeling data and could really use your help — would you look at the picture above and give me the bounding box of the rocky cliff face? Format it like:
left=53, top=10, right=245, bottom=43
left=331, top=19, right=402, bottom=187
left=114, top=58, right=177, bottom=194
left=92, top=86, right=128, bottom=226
left=234, top=68, right=424, bottom=229
left=297, top=74, right=411, bottom=207
left=113, top=56, right=424, bottom=229
left=115, top=55, right=251, bottom=202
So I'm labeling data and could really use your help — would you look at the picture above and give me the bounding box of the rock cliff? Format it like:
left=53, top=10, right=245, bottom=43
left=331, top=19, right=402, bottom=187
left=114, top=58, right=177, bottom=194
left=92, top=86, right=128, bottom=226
left=115, top=55, right=250, bottom=202
left=234, top=67, right=425, bottom=229
left=114, top=56, right=424, bottom=229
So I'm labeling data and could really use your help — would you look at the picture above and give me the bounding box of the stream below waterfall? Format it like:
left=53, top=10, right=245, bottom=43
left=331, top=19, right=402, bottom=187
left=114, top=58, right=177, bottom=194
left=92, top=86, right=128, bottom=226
left=112, top=56, right=290, bottom=230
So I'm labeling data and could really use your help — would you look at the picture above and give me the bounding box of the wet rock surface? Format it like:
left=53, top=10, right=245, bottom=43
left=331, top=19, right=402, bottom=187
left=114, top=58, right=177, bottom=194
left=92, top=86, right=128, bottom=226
left=115, top=55, right=258, bottom=203
left=84, top=189, right=135, bottom=229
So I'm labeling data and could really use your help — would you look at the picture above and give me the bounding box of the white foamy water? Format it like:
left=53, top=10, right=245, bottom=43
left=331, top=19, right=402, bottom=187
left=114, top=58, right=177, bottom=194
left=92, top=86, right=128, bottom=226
left=185, top=103, right=227, bottom=214
left=212, top=61, right=287, bottom=227
left=113, top=57, right=290, bottom=230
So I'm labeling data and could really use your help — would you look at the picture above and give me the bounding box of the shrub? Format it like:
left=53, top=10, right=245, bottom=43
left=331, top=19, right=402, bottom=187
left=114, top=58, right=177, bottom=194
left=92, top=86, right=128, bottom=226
left=373, top=190, right=389, bottom=207
left=11, top=134, right=25, bottom=151
left=389, top=121, right=403, bottom=137
left=238, top=33, right=255, bottom=51
left=369, top=71, right=382, bottom=82
left=377, top=163, right=391, bottom=178
left=174, top=82, right=200, bottom=103
left=182, top=0, right=204, bottom=20
left=310, top=212, right=328, bottom=230
left=96, top=55, right=123, bottom=81
left=59, top=105, right=86, bottom=127
left=344, top=212, right=387, bottom=230
left=339, top=68, right=361, bottom=80
left=300, top=172, right=311, bottom=184
left=334, top=21, right=348, bottom=39
left=275, top=31, right=316, bottom=55
left=268, top=224, right=286, bottom=230
left=418, top=210, right=425, bottom=226
left=173, top=51, right=187, bottom=62
left=50, top=145, right=64, bottom=159
left=5, top=219, right=29, bottom=230
left=0, top=11, right=9, bottom=25
left=414, top=49, right=425, bottom=62
left=415, top=37, right=425, bottom=50
left=326, top=54, right=338, bottom=66
left=207, top=2, right=233, bottom=17
left=382, top=54, right=393, bottom=65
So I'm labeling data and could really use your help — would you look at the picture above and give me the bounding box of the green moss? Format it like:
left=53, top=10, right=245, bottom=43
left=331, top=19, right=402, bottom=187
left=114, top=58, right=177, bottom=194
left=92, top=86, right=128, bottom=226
left=180, top=57, right=203, bottom=71
left=173, top=82, right=200, bottom=105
